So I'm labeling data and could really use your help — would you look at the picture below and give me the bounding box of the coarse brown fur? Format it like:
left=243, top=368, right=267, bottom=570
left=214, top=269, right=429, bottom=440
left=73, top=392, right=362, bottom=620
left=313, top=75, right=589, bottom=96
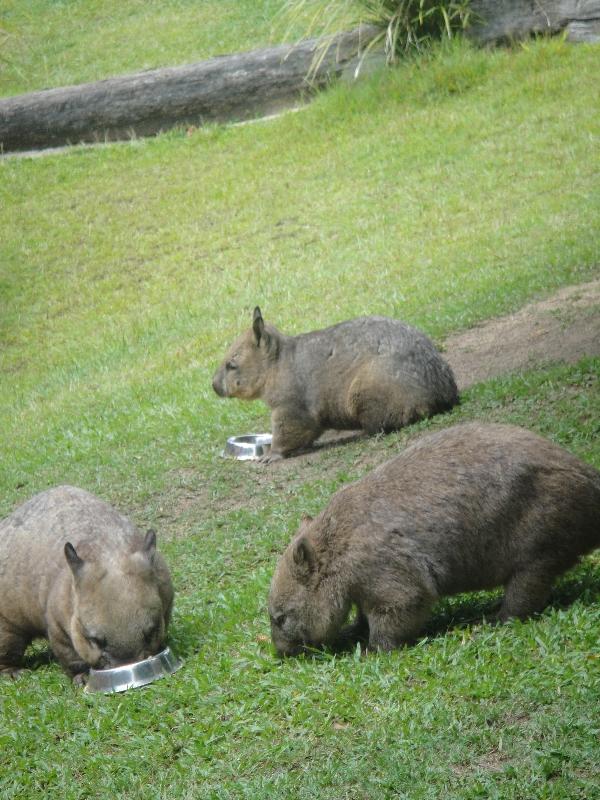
left=212, top=308, right=459, bottom=461
left=269, top=423, right=600, bottom=655
left=0, top=485, right=174, bottom=682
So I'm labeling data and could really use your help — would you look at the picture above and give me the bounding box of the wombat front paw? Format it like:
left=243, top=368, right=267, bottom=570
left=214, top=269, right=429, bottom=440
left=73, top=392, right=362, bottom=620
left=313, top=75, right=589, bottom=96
left=260, top=451, right=284, bottom=465
left=72, top=671, right=89, bottom=687
left=0, top=666, right=26, bottom=679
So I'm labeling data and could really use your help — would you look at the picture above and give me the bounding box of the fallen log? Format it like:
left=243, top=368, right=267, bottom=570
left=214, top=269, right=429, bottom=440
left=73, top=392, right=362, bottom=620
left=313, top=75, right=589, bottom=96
left=469, top=0, right=600, bottom=44
left=2, top=2, right=599, bottom=154
left=0, top=25, right=381, bottom=153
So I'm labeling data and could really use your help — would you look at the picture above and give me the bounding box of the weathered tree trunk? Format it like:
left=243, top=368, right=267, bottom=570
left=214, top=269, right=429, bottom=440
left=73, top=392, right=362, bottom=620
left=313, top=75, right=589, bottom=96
left=1, top=3, right=598, bottom=154
left=469, top=0, right=600, bottom=44
left=0, top=26, right=381, bottom=153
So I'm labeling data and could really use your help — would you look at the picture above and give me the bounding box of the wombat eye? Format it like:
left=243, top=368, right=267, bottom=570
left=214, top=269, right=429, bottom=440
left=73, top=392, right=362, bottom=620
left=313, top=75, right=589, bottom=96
left=274, top=614, right=286, bottom=628
left=225, top=361, right=237, bottom=371
left=87, top=635, right=106, bottom=650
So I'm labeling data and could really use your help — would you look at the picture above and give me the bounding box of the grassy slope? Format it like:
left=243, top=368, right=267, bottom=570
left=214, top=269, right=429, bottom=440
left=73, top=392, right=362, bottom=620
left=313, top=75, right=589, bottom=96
left=0, top=30, right=599, bottom=800
left=1, top=363, right=599, bottom=800
left=1, top=39, right=599, bottom=511
left=0, top=0, right=304, bottom=97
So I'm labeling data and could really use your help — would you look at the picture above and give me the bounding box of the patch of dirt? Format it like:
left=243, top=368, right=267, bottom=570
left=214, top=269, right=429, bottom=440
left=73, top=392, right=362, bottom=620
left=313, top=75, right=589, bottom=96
left=501, top=711, right=531, bottom=728
left=145, top=431, right=371, bottom=534
left=452, top=748, right=511, bottom=776
left=444, top=278, right=600, bottom=389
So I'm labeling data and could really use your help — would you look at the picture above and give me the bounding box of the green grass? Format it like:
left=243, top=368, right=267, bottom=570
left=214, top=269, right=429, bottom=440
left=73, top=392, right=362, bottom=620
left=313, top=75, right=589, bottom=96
left=1, top=360, right=599, bottom=799
left=1, top=28, right=599, bottom=800
left=2, top=38, right=599, bottom=509
left=0, top=0, right=315, bottom=97
left=281, top=0, right=474, bottom=64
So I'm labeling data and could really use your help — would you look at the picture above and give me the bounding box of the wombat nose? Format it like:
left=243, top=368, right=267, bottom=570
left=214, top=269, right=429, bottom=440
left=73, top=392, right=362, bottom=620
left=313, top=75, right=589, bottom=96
left=272, top=636, right=304, bottom=657
left=212, top=375, right=225, bottom=397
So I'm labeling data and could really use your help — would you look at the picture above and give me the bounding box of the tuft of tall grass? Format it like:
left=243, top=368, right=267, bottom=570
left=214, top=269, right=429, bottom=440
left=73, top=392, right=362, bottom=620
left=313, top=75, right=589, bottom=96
left=280, top=0, right=473, bottom=66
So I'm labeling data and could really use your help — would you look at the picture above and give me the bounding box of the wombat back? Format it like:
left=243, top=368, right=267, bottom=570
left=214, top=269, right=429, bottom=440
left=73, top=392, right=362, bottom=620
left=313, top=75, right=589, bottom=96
left=269, top=423, right=600, bottom=654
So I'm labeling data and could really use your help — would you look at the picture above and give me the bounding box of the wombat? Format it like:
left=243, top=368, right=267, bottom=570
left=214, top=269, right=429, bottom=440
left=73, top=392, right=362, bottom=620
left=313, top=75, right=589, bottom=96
left=269, top=423, right=600, bottom=655
left=0, top=485, right=174, bottom=682
left=212, top=308, right=458, bottom=461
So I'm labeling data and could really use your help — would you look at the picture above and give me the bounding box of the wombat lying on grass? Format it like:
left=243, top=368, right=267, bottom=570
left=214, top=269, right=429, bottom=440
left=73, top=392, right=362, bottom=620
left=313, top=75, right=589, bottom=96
left=213, top=308, right=458, bottom=462
left=0, top=486, right=174, bottom=683
left=269, top=423, right=600, bottom=655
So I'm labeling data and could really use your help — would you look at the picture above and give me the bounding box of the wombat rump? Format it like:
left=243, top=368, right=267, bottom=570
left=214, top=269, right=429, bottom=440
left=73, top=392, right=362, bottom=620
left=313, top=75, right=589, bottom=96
left=213, top=308, right=458, bottom=461
left=269, top=423, right=600, bottom=655
left=0, top=486, right=174, bottom=682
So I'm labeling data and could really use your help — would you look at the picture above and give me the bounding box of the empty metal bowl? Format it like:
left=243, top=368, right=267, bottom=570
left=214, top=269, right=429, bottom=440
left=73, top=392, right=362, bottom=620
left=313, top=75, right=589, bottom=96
left=85, top=646, right=182, bottom=694
left=222, top=433, right=272, bottom=460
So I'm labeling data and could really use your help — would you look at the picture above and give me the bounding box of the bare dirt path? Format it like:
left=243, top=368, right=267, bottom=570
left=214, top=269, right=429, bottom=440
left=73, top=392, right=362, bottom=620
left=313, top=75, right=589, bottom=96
left=444, top=278, right=600, bottom=389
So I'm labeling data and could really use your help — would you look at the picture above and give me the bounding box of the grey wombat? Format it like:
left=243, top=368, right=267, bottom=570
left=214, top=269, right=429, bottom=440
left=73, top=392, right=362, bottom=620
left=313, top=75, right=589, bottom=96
left=269, top=423, right=600, bottom=655
left=212, top=308, right=458, bottom=461
left=0, top=485, right=174, bottom=682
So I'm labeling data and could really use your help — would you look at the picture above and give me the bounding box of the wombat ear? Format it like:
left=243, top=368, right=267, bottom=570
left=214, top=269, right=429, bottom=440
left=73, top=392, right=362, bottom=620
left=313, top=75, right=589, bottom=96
left=64, top=542, right=85, bottom=579
left=252, top=307, right=264, bottom=345
left=300, top=514, right=313, bottom=525
left=292, top=536, right=315, bottom=581
left=253, top=306, right=273, bottom=351
left=142, top=529, right=157, bottom=559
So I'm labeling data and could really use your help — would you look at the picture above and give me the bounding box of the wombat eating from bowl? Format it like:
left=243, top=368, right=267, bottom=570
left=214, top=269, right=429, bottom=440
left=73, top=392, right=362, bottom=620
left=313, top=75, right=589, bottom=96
left=212, top=308, right=458, bottom=461
left=0, top=485, right=174, bottom=683
left=269, top=423, right=600, bottom=655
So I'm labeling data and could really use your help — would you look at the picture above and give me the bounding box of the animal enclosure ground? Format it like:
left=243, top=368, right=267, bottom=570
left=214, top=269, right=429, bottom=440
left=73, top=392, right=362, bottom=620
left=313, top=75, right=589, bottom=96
left=1, top=31, right=599, bottom=800
left=444, top=277, right=600, bottom=388
left=143, top=279, right=600, bottom=533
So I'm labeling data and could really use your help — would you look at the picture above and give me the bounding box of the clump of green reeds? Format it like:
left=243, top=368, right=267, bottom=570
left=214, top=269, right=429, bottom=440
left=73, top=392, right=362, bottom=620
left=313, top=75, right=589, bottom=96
left=280, top=0, right=473, bottom=66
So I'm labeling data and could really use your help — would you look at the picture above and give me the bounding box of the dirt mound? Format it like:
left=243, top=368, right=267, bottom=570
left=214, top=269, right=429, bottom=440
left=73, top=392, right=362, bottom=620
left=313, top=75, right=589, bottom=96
left=444, top=278, right=600, bottom=389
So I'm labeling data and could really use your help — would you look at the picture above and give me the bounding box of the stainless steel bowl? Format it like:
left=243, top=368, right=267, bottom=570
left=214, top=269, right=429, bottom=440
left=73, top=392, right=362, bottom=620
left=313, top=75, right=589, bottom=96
left=85, top=646, right=182, bottom=694
left=222, top=433, right=272, bottom=460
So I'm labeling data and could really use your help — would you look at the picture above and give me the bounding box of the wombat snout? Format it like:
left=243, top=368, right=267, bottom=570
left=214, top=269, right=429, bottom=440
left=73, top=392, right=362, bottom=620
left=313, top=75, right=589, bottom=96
left=212, top=373, right=226, bottom=397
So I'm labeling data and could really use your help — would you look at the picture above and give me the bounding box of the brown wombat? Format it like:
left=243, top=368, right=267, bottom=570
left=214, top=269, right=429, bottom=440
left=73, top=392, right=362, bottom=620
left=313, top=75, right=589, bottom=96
left=269, top=423, right=600, bottom=655
left=0, top=485, right=174, bottom=682
left=212, top=308, right=458, bottom=461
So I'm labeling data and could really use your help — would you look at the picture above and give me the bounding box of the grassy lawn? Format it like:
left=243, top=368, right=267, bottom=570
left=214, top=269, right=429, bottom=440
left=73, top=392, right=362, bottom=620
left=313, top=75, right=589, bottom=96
left=0, top=0, right=314, bottom=97
left=1, top=16, right=599, bottom=799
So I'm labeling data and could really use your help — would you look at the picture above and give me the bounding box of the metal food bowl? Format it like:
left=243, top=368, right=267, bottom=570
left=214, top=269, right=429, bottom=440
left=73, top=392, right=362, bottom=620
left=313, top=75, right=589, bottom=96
left=222, top=433, right=272, bottom=461
left=85, top=646, right=182, bottom=694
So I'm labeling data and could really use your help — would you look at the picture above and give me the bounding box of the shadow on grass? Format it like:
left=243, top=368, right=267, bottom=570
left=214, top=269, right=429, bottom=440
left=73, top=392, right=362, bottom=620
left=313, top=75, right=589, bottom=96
left=167, top=612, right=207, bottom=659
left=548, top=558, right=600, bottom=609
left=281, top=430, right=366, bottom=461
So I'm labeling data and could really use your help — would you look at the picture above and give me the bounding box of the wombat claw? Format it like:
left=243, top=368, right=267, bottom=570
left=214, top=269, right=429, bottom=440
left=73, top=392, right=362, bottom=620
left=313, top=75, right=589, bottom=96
left=259, top=451, right=283, bottom=465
